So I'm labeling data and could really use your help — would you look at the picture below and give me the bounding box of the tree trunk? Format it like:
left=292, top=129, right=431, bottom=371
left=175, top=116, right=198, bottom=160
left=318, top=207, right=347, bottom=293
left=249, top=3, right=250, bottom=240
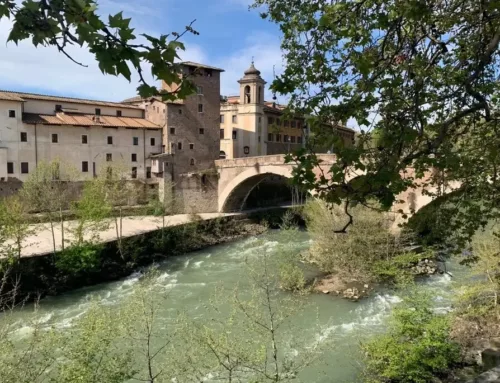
left=59, top=207, right=65, bottom=251
left=49, top=219, right=56, bottom=256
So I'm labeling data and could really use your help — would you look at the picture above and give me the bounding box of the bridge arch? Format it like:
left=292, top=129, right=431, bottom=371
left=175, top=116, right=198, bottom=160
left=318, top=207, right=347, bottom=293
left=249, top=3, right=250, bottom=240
left=218, top=165, right=294, bottom=212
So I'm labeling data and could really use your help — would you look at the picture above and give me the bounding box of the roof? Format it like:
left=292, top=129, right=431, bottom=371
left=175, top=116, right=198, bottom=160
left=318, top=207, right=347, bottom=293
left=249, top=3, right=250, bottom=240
left=121, top=95, right=184, bottom=105
left=0, top=92, right=25, bottom=102
left=181, top=61, right=225, bottom=72
left=244, top=62, right=261, bottom=76
left=23, top=113, right=159, bottom=129
left=0, top=90, right=143, bottom=110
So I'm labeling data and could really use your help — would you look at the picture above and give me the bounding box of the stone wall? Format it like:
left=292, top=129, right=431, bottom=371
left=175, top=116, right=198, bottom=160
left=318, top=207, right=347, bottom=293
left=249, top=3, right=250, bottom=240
left=173, top=172, right=218, bottom=213
left=0, top=179, right=23, bottom=198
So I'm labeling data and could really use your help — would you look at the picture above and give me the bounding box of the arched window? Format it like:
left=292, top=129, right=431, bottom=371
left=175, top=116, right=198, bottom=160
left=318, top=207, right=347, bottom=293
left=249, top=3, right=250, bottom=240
left=219, top=151, right=226, bottom=159
left=244, top=85, right=251, bottom=104
left=258, top=86, right=262, bottom=103
left=190, top=158, right=195, bottom=166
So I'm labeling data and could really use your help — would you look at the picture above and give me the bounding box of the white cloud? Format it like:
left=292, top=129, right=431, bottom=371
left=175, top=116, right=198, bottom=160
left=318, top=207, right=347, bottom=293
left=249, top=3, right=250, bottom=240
left=0, top=18, right=207, bottom=102
left=212, top=31, right=284, bottom=102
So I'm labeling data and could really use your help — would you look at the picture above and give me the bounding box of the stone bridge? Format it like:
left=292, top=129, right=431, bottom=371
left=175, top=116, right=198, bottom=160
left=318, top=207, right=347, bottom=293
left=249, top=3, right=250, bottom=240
left=215, top=155, right=454, bottom=226
left=215, top=154, right=336, bottom=212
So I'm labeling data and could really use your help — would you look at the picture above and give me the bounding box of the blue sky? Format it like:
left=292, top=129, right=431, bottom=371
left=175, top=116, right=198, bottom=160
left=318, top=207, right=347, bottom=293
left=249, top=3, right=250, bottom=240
left=0, top=0, right=284, bottom=102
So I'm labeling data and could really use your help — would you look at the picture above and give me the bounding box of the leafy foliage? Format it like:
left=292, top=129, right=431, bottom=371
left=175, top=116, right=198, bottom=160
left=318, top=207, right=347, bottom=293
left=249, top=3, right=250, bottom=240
left=363, top=294, right=461, bottom=383
left=303, top=199, right=407, bottom=280
left=0, top=0, right=198, bottom=100
left=254, top=0, right=500, bottom=243
left=55, top=241, right=103, bottom=274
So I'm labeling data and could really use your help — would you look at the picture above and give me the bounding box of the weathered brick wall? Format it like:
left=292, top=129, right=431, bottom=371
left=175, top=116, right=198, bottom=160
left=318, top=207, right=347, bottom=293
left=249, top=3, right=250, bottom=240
left=165, top=68, right=221, bottom=177
left=173, top=172, right=218, bottom=214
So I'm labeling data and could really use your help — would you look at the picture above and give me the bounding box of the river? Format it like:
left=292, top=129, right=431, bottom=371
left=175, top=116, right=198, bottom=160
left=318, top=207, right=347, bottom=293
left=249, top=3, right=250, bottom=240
left=3, top=229, right=464, bottom=382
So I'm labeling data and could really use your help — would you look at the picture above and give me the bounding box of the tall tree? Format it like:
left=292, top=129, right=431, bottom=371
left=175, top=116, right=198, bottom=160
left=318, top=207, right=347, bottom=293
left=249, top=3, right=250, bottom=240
left=0, top=0, right=197, bottom=100
left=253, top=0, right=500, bottom=242
left=22, top=159, right=76, bottom=254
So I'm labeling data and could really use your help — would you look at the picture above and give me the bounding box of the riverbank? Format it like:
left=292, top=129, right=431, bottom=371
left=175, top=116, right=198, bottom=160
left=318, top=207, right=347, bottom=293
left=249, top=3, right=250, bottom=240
left=1, top=229, right=454, bottom=383
left=0, top=208, right=294, bottom=309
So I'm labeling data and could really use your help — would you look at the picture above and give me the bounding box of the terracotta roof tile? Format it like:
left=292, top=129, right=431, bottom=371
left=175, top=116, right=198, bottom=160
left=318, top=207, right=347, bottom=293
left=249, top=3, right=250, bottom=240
left=23, top=113, right=159, bottom=129
left=0, top=92, right=25, bottom=102
left=0, top=90, right=143, bottom=109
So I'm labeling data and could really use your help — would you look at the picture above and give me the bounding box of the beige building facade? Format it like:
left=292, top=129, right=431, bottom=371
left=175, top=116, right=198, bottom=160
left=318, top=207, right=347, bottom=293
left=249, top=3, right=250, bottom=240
left=0, top=91, right=162, bottom=184
left=220, top=62, right=355, bottom=160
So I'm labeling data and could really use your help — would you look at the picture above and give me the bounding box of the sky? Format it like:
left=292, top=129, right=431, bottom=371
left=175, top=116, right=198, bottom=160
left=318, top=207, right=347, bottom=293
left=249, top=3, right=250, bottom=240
left=0, top=0, right=284, bottom=103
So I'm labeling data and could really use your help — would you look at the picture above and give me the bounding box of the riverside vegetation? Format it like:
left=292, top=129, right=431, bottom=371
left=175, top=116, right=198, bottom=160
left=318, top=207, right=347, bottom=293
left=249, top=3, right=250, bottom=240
left=0, top=159, right=499, bottom=382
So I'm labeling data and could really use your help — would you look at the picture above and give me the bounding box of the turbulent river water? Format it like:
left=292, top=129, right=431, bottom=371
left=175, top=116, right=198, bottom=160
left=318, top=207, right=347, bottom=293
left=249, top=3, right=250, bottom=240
left=4, top=229, right=466, bottom=382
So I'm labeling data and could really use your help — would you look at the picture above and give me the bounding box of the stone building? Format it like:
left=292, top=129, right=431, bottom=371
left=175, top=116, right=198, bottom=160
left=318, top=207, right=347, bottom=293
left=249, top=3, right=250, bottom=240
left=220, top=62, right=355, bottom=159
left=122, top=62, right=224, bottom=213
left=0, top=90, right=162, bottom=188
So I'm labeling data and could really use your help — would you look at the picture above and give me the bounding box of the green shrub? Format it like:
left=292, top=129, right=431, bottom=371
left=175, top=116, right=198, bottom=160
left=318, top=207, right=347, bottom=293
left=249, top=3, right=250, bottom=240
left=55, top=242, right=103, bottom=274
left=303, top=199, right=405, bottom=280
left=363, top=294, right=461, bottom=383
left=372, top=251, right=433, bottom=286
left=279, top=260, right=306, bottom=292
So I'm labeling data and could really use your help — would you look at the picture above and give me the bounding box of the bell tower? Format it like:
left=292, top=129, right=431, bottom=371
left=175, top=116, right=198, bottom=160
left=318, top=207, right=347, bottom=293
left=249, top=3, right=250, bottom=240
left=236, top=61, right=266, bottom=157
left=238, top=60, right=265, bottom=105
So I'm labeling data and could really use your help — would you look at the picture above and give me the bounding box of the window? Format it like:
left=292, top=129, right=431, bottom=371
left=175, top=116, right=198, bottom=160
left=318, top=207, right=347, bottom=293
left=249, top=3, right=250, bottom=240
left=131, top=153, right=137, bottom=162
left=297, top=136, right=303, bottom=144
left=21, top=162, right=29, bottom=174
left=8, top=110, right=15, bottom=118
left=219, top=151, right=226, bottom=159
left=82, top=135, right=88, bottom=144
left=284, top=121, right=289, bottom=127
left=291, top=136, right=296, bottom=143
left=199, top=128, right=205, bottom=135
left=258, top=86, right=262, bottom=103
left=116, top=110, right=122, bottom=117
left=205, top=69, right=213, bottom=77
left=198, top=104, right=204, bottom=113
left=7, top=162, right=13, bottom=174
left=82, top=161, right=89, bottom=173
left=146, top=167, right=151, bottom=179
left=150, top=137, right=156, bottom=146
left=170, top=127, right=176, bottom=135
left=197, top=86, right=203, bottom=95
left=95, top=108, right=101, bottom=115
left=106, top=153, right=112, bottom=162
left=107, top=136, right=113, bottom=145
left=52, top=133, right=58, bottom=143
left=291, top=121, right=297, bottom=128
left=131, top=167, right=137, bottom=179
left=220, top=129, right=224, bottom=139
left=244, top=146, right=250, bottom=155
left=55, top=104, right=62, bottom=112
left=276, top=134, right=281, bottom=142
left=189, top=143, right=194, bottom=150
left=232, top=130, right=237, bottom=140
left=177, top=142, right=183, bottom=150
left=268, top=133, right=273, bottom=142
left=232, top=115, right=237, bottom=123
left=284, top=135, right=289, bottom=142
left=133, top=137, right=139, bottom=145
left=20, top=132, right=27, bottom=142
left=244, top=85, right=251, bottom=103
left=268, top=117, right=274, bottom=125
left=277, top=119, right=282, bottom=126
left=220, top=115, right=225, bottom=123
left=190, top=158, right=195, bottom=166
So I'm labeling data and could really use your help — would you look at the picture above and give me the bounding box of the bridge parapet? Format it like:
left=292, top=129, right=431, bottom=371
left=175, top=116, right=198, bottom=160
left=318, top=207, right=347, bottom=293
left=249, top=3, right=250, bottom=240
left=215, top=154, right=337, bottom=169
